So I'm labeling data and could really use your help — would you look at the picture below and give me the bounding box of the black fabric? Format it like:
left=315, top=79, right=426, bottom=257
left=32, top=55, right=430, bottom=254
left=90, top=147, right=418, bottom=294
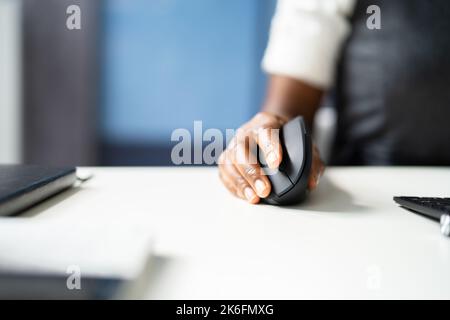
left=332, top=0, right=450, bottom=165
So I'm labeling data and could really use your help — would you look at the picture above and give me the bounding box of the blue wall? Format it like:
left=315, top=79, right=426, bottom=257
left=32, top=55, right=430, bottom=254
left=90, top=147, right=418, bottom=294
left=101, top=0, right=276, bottom=148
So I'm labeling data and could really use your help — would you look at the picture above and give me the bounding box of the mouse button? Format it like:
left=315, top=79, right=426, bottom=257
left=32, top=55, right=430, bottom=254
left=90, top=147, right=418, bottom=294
left=282, top=118, right=306, bottom=183
left=267, top=169, right=293, bottom=196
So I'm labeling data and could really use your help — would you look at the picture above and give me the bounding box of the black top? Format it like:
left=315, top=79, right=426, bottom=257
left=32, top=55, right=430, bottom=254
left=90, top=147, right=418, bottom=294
left=332, top=0, right=450, bottom=165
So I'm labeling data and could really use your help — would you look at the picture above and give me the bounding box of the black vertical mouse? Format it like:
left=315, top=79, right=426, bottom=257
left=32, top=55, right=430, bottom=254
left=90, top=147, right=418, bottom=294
left=258, top=116, right=312, bottom=206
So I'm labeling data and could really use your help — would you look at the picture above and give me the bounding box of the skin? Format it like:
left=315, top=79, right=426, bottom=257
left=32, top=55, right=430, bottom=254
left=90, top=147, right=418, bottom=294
left=218, top=75, right=326, bottom=204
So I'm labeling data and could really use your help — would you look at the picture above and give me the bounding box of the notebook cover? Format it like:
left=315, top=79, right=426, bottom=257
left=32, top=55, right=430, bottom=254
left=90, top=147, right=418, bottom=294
left=0, top=165, right=77, bottom=216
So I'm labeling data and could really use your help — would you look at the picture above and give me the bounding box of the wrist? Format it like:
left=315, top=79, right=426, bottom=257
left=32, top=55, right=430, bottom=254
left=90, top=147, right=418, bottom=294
left=261, top=106, right=296, bottom=124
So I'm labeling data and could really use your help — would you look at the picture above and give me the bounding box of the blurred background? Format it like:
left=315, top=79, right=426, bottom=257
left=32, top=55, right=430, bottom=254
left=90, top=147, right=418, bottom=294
left=0, top=0, right=334, bottom=166
left=0, top=0, right=280, bottom=166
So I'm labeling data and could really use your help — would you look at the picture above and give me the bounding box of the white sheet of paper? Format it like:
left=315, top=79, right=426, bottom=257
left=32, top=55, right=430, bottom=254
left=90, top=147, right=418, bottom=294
left=0, top=219, right=153, bottom=280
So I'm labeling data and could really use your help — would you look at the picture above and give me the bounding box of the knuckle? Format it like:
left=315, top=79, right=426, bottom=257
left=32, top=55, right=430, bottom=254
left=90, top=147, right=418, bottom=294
left=235, top=128, right=249, bottom=141
left=235, top=176, right=248, bottom=190
left=218, top=152, right=225, bottom=164
left=238, top=133, right=252, bottom=147
left=227, top=137, right=237, bottom=150
left=244, top=165, right=258, bottom=179
left=253, top=112, right=266, bottom=122
left=260, top=115, right=280, bottom=127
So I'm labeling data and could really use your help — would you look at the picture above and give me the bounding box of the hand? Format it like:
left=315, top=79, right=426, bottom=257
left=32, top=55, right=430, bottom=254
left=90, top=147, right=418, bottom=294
left=218, top=112, right=325, bottom=204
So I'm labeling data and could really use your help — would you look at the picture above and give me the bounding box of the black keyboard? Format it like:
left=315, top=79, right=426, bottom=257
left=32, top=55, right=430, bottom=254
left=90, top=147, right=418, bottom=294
left=394, top=197, right=450, bottom=221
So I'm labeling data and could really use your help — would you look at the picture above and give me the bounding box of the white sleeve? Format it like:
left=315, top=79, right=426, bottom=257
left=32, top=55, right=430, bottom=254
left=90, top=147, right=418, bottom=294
left=262, top=0, right=356, bottom=89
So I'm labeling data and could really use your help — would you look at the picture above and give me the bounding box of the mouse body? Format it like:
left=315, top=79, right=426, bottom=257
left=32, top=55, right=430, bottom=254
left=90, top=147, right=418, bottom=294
left=259, top=116, right=312, bottom=206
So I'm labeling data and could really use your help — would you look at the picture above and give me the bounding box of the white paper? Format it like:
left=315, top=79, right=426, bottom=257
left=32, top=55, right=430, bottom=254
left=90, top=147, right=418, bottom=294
left=0, top=219, right=153, bottom=280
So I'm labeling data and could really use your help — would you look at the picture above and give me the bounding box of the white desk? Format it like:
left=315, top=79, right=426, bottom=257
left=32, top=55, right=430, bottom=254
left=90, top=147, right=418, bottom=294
left=22, top=167, right=450, bottom=299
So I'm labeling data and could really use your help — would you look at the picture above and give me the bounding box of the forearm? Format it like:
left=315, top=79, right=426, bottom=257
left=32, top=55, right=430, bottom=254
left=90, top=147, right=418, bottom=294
left=262, top=75, right=324, bottom=128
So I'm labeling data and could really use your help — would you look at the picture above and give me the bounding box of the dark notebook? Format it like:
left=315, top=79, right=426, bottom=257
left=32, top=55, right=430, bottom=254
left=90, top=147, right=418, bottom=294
left=0, top=165, right=77, bottom=216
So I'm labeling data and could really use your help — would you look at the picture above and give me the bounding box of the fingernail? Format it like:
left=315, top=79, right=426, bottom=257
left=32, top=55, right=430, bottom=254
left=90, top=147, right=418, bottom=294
left=316, top=172, right=323, bottom=187
left=255, top=179, right=266, bottom=196
left=244, top=187, right=256, bottom=202
left=266, top=152, right=277, bottom=167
